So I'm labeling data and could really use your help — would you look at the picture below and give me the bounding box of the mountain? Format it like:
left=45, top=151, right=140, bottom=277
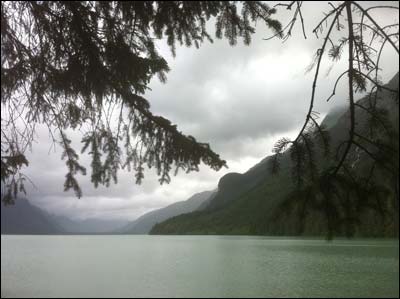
left=51, top=215, right=128, bottom=234
left=151, top=73, right=399, bottom=237
left=320, top=105, right=347, bottom=129
left=119, top=190, right=215, bottom=234
left=1, top=198, right=128, bottom=234
left=1, top=198, right=64, bottom=234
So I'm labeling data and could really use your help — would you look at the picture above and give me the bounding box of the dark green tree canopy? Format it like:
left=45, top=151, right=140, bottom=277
left=1, top=1, right=282, bottom=200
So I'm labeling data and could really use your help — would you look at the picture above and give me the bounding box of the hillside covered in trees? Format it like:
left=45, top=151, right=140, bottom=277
left=151, top=73, right=399, bottom=237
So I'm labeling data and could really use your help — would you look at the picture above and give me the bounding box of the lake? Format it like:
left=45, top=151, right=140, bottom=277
left=1, top=235, right=399, bottom=298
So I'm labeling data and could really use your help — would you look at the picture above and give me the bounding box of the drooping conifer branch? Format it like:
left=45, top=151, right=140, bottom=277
left=1, top=1, right=283, bottom=200
left=269, top=1, right=399, bottom=238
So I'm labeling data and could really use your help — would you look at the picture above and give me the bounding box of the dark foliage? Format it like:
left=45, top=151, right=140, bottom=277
left=1, top=1, right=282, bottom=201
left=270, top=1, right=399, bottom=239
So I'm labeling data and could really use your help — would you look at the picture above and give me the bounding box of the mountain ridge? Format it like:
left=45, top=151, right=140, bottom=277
left=119, top=190, right=215, bottom=234
left=151, top=73, right=399, bottom=237
left=1, top=198, right=64, bottom=234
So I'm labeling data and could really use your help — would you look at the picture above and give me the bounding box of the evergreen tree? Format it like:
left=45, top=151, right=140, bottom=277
left=1, top=1, right=282, bottom=201
left=270, top=1, right=399, bottom=239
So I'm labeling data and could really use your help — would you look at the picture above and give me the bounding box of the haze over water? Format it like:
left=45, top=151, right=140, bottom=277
left=1, top=235, right=398, bottom=298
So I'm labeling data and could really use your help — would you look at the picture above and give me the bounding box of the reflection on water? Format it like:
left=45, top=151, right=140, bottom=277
left=1, top=235, right=399, bottom=298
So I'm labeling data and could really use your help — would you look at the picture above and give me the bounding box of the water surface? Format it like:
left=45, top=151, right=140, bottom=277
left=1, top=235, right=398, bottom=298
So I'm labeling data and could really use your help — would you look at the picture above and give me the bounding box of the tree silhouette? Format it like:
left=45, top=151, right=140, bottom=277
left=270, top=1, right=399, bottom=239
left=1, top=1, right=282, bottom=202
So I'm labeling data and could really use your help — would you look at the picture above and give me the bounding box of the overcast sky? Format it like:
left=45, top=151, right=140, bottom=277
left=21, top=1, right=399, bottom=221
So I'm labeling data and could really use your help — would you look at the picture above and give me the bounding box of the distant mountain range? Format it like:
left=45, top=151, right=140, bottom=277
left=1, top=198, right=64, bottom=234
left=151, top=73, right=399, bottom=237
left=1, top=190, right=215, bottom=235
left=117, top=190, right=215, bottom=234
left=51, top=215, right=128, bottom=234
left=1, top=199, right=128, bottom=234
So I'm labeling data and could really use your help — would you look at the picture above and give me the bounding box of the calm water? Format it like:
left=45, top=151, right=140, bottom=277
left=1, top=235, right=399, bottom=298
